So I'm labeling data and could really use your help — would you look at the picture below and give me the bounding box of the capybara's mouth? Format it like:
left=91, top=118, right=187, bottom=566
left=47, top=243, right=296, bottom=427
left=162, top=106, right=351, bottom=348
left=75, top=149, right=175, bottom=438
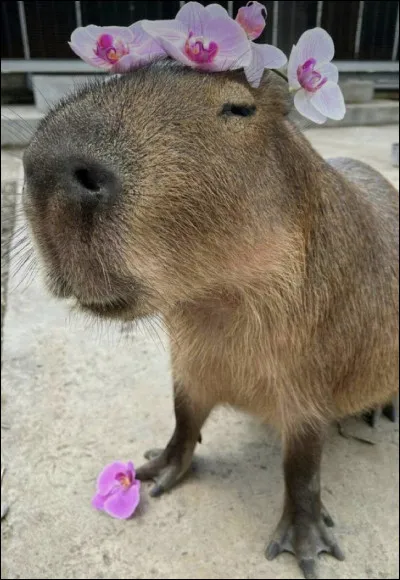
left=43, top=268, right=135, bottom=318
left=40, top=253, right=142, bottom=319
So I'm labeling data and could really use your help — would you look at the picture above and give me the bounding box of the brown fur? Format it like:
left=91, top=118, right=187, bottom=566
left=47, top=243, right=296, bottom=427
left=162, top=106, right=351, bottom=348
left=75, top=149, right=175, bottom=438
left=23, top=62, right=399, bottom=439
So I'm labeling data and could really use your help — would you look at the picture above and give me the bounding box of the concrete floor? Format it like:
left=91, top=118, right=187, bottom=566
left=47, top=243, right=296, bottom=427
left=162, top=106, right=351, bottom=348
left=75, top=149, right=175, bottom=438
left=1, top=126, right=399, bottom=580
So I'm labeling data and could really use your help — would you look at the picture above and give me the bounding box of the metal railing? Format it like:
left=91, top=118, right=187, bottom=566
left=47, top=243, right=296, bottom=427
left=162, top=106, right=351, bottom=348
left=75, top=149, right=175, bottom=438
left=1, top=1, right=399, bottom=73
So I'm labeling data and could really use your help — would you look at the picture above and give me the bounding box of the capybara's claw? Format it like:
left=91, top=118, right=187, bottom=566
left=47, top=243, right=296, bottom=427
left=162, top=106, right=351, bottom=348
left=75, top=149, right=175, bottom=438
left=266, top=506, right=344, bottom=579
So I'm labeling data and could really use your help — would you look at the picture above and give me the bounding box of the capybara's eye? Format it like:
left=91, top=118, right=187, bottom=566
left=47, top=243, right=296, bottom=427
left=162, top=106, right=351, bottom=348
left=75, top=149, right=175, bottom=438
left=220, top=103, right=256, bottom=118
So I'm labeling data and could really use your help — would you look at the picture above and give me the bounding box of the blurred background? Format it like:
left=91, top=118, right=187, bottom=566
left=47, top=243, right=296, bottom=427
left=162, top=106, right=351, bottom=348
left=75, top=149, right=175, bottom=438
left=2, top=1, right=399, bottom=60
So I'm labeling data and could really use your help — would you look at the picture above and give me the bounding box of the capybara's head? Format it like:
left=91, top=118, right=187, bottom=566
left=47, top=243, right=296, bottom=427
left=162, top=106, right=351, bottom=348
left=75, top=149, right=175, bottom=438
left=23, top=62, right=304, bottom=320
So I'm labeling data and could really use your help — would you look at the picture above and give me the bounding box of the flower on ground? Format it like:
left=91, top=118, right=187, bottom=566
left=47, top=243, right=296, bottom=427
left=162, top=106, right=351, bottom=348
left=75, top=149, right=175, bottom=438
left=141, top=1, right=252, bottom=72
left=235, top=1, right=287, bottom=88
left=287, top=27, right=345, bottom=124
left=92, top=461, right=141, bottom=519
left=69, top=23, right=166, bottom=73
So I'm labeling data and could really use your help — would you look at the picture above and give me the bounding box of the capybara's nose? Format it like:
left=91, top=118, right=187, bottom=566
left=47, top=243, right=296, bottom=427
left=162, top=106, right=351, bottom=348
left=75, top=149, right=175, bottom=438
left=24, top=152, right=121, bottom=211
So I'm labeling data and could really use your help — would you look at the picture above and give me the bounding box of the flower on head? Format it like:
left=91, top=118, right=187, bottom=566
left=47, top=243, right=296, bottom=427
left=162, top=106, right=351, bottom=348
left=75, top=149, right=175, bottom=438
left=67, top=6, right=345, bottom=126
left=69, top=23, right=166, bottom=73
left=92, top=461, right=140, bottom=520
left=236, top=0, right=267, bottom=40
left=235, top=1, right=287, bottom=88
left=287, top=27, right=345, bottom=124
left=141, top=1, right=252, bottom=72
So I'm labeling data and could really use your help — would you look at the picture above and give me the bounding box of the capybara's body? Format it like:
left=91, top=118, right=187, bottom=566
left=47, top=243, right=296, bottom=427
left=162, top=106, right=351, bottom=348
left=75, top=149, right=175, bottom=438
left=168, top=155, right=398, bottom=435
left=23, top=62, right=399, bottom=578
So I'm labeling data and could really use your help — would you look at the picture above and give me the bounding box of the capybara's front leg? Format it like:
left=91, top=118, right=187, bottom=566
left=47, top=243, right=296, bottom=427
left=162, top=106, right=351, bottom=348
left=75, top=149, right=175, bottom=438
left=136, top=381, right=212, bottom=497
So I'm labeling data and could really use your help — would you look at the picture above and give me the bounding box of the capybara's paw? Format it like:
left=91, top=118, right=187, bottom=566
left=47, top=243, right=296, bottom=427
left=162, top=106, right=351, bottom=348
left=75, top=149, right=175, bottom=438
left=136, top=446, right=193, bottom=497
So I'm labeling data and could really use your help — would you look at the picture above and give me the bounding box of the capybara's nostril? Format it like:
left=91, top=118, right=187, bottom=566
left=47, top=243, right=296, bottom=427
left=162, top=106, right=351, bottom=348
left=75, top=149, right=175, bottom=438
left=69, top=161, right=120, bottom=209
left=74, top=167, right=102, bottom=193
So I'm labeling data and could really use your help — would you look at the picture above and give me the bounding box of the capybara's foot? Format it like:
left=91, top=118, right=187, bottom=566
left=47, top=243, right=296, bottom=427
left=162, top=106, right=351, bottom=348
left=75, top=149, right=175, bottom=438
left=265, top=504, right=344, bottom=579
left=136, top=444, right=195, bottom=497
left=363, top=396, right=397, bottom=427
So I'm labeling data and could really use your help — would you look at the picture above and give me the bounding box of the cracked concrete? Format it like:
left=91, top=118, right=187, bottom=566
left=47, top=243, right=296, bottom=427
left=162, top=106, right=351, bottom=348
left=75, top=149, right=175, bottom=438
left=1, top=126, right=399, bottom=579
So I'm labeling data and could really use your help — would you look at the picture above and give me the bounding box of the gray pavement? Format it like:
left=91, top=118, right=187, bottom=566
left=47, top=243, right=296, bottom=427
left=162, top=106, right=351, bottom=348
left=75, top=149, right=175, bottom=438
left=1, top=127, right=399, bottom=579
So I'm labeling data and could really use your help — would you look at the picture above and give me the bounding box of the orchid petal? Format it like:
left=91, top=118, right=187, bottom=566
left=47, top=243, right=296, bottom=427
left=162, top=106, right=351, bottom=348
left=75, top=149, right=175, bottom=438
left=236, top=1, right=267, bottom=40
left=112, top=44, right=166, bottom=73
left=92, top=493, right=107, bottom=511
left=128, top=22, right=165, bottom=56
left=96, top=461, right=129, bottom=495
left=125, top=22, right=166, bottom=59
left=204, top=18, right=252, bottom=71
left=310, top=81, right=346, bottom=120
left=158, top=39, right=193, bottom=67
left=126, top=461, right=136, bottom=480
left=140, top=19, right=191, bottom=65
left=176, top=1, right=208, bottom=35
left=287, top=44, right=301, bottom=89
left=255, top=43, right=287, bottom=69
left=205, top=3, right=230, bottom=19
left=96, top=26, right=134, bottom=43
left=103, top=481, right=141, bottom=520
left=245, top=43, right=287, bottom=88
left=294, top=89, right=327, bottom=124
left=110, top=53, right=147, bottom=73
left=140, top=19, right=187, bottom=44
left=315, top=61, right=339, bottom=83
left=128, top=20, right=148, bottom=41
left=70, top=25, right=133, bottom=47
left=111, top=54, right=135, bottom=73
left=70, top=25, right=98, bottom=46
left=295, top=27, right=334, bottom=65
left=68, top=42, right=109, bottom=69
left=244, top=53, right=264, bottom=88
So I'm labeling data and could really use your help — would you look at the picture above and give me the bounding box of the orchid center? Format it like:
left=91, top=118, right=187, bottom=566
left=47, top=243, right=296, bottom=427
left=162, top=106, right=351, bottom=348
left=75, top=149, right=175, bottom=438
left=95, top=34, right=129, bottom=64
left=297, top=58, right=327, bottom=93
left=116, top=473, right=132, bottom=489
left=184, top=32, right=218, bottom=64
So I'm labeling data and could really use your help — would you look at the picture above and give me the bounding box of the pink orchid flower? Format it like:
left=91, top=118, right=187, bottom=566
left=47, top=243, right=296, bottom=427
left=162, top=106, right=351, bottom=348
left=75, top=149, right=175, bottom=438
left=92, top=461, right=141, bottom=519
left=287, top=27, right=345, bottom=124
left=141, top=1, right=252, bottom=72
left=235, top=1, right=287, bottom=88
left=69, top=23, right=166, bottom=73
left=236, top=1, right=267, bottom=40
